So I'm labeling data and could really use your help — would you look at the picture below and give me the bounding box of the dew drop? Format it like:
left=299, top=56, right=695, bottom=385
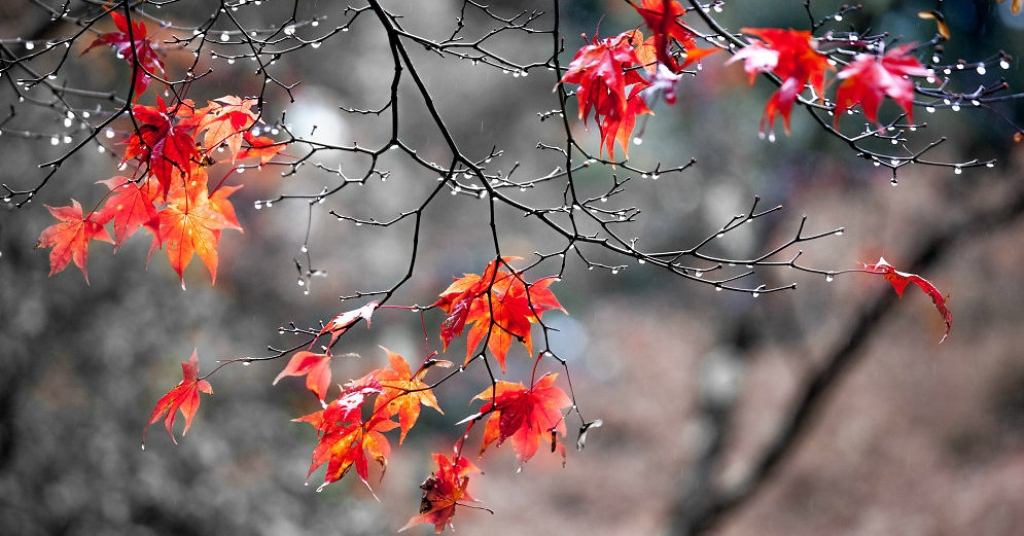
left=220, top=32, right=229, bottom=41
left=24, top=41, right=35, bottom=50
left=243, top=361, right=251, bottom=366
left=834, top=14, right=843, bottom=21
left=637, top=258, right=645, bottom=265
left=834, top=230, right=844, bottom=236
left=600, top=196, right=608, bottom=203
left=311, top=42, right=321, bottom=49
left=890, top=177, right=898, bottom=186
left=926, top=106, right=936, bottom=113
left=105, top=128, right=115, bottom=139
left=954, top=166, right=962, bottom=175
left=715, top=286, right=723, bottom=292
left=825, top=274, right=834, bottom=282
left=694, top=271, right=703, bottom=278
left=951, top=104, right=961, bottom=112
left=751, top=291, right=760, bottom=298
left=767, top=132, right=776, bottom=143
left=611, top=269, right=619, bottom=275
left=633, top=137, right=642, bottom=146
left=976, top=65, right=986, bottom=75
left=1000, top=59, right=1011, bottom=70
left=986, top=162, right=995, bottom=168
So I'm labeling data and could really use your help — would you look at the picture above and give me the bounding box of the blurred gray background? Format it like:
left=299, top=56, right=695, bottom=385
left=2, top=1, right=1024, bottom=535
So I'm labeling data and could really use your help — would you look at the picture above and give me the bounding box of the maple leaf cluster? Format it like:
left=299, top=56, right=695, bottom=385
left=35, top=94, right=286, bottom=287
left=561, top=2, right=936, bottom=151
left=268, top=260, right=570, bottom=531
left=436, top=257, right=565, bottom=372
left=38, top=12, right=287, bottom=288
left=728, top=28, right=933, bottom=135
left=560, top=0, right=718, bottom=158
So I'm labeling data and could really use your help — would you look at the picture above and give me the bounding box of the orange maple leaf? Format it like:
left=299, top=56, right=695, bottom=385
left=860, top=257, right=952, bottom=343
left=273, top=351, right=334, bottom=403
left=35, top=199, right=114, bottom=284
left=400, top=452, right=480, bottom=534
left=149, top=167, right=242, bottom=288
left=295, top=380, right=399, bottom=491
left=470, top=373, right=571, bottom=465
left=142, top=350, right=213, bottom=448
left=437, top=258, right=564, bottom=372
left=373, top=348, right=447, bottom=443
left=834, top=44, right=932, bottom=131
left=237, top=131, right=286, bottom=166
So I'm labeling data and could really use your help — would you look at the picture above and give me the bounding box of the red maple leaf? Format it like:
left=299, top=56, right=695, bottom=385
left=470, top=373, right=572, bottom=465
left=728, top=28, right=833, bottom=135
left=273, top=351, right=334, bottom=403
left=632, top=0, right=718, bottom=73
left=315, top=301, right=379, bottom=349
left=81, top=10, right=165, bottom=99
left=35, top=199, right=114, bottom=284
left=121, top=96, right=200, bottom=196
left=834, top=44, right=932, bottom=131
left=400, top=452, right=480, bottom=534
left=436, top=258, right=564, bottom=372
left=373, top=348, right=447, bottom=443
left=860, top=257, right=952, bottom=343
left=560, top=31, right=652, bottom=157
left=149, top=167, right=242, bottom=288
left=95, top=177, right=160, bottom=250
left=142, top=350, right=213, bottom=448
left=294, top=380, right=399, bottom=491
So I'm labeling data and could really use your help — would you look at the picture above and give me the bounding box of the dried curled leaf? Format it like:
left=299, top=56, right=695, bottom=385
left=860, top=257, right=952, bottom=343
